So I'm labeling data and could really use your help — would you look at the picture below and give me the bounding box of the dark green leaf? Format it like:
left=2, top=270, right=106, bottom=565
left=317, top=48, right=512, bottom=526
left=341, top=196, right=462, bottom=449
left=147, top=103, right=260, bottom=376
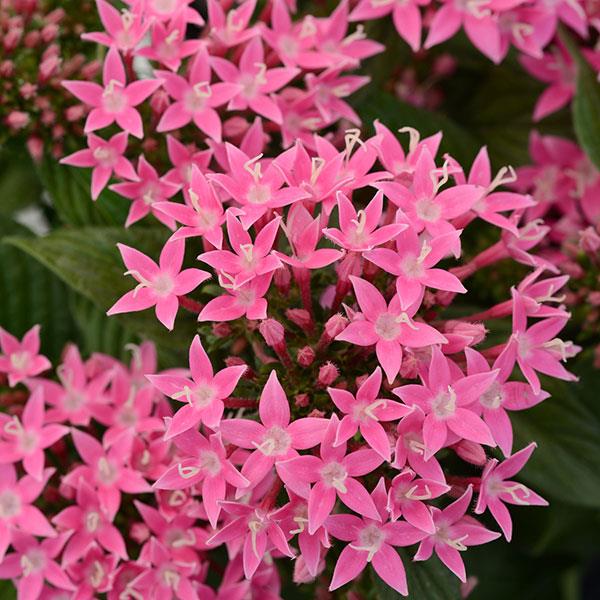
left=0, top=580, right=16, bottom=599
left=38, top=158, right=129, bottom=226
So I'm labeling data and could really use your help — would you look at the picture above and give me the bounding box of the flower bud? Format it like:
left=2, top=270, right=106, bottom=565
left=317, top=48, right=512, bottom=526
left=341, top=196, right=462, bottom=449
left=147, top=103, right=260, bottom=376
left=317, top=361, right=339, bottom=386
left=150, top=88, right=170, bottom=115
left=41, top=23, right=59, bottom=43
left=212, top=322, right=232, bottom=338
left=259, top=319, right=285, bottom=348
left=454, top=440, right=486, bottom=466
left=273, top=264, right=291, bottom=295
left=26, top=136, right=43, bottom=162
left=130, top=522, right=150, bottom=544
left=293, top=555, right=325, bottom=583
left=579, top=226, right=600, bottom=254
left=286, top=308, right=312, bottom=332
left=325, top=314, right=348, bottom=338
left=6, top=111, right=29, bottom=130
left=297, top=346, right=315, bottom=367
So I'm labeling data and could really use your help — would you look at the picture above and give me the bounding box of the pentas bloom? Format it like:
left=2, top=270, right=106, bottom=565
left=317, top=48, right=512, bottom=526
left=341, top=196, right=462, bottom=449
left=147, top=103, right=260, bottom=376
left=147, top=335, right=247, bottom=438
left=107, top=239, right=211, bottom=330
left=475, top=442, right=548, bottom=541
left=0, top=326, right=50, bottom=387
left=62, top=47, right=162, bottom=138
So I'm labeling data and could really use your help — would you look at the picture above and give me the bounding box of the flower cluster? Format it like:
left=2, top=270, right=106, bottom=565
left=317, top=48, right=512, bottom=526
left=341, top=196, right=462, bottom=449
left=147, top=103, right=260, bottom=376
left=0, top=0, right=101, bottom=157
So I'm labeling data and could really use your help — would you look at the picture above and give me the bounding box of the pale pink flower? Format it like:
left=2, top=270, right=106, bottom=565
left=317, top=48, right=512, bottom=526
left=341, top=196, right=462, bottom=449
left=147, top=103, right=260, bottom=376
left=327, top=367, right=412, bottom=460
left=147, top=335, right=247, bottom=438
left=336, top=276, right=447, bottom=383
left=0, top=325, right=51, bottom=387
left=63, top=47, right=163, bottom=138
left=110, top=155, right=180, bottom=229
left=163, top=135, right=213, bottom=188
left=107, top=239, right=211, bottom=330
left=60, top=132, right=138, bottom=201
left=211, top=37, right=300, bottom=124
left=156, top=47, right=241, bottom=141
left=277, top=415, right=384, bottom=534
left=153, top=430, right=248, bottom=528
left=0, top=465, right=56, bottom=562
left=0, top=531, right=74, bottom=598
left=475, top=442, right=547, bottom=541
left=65, top=545, right=118, bottom=597
left=53, top=480, right=127, bottom=564
left=393, top=348, right=498, bottom=459
left=207, top=501, right=294, bottom=579
left=414, top=486, right=500, bottom=582
left=220, top=370, right=328, bottom=488
left=0, top=388, right=69, bottom=481
left=206, top=0, right=258, bottom=48
left=327, top=478, right=427, bottom=594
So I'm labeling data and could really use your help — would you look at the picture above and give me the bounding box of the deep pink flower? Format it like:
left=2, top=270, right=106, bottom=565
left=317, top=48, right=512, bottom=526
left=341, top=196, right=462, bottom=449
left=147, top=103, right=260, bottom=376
left=0, top=326, right=51, bottom=387
left=147, top=335, right=247, bottom=438
left=414, top=486, right=500, bottom=582
left=220, top=370, right=328, bottom=488
left=108, top=238, right=211, bottom=330
left=0, top=388, right=69, bottom=481
left=327, top=478, right=427, bottom=594
left=156, top=47, right=241, bottom=141
left=60, top=132, right=138, bottom=201
left=336, top=276, right=447, bottom=383
left=393, top=348, right=498, bottom=459
left=206, top=0, right=258, bottom=48
left=63, top=47, right=163, bottom=138
left=475, top=443, right=547, bottom=541
left=277, top=415, right=384, bottom=534
left=163, top=135, right=213, bottom=188
left=153, top=430, right=249, bottom=527
left=327, top=366, right=411, bottom=460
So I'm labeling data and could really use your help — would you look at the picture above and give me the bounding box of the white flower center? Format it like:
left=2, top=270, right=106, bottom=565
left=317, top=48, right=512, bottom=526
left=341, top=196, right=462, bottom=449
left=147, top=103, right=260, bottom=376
left=320, top=461, right=348, bottom=493
left=254, top=426, right=291, bottom=456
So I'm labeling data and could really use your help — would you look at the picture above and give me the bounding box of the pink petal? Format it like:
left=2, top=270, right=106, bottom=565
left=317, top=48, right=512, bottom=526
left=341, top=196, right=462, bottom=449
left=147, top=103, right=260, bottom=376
left=329, top=545, right=368, bottom=591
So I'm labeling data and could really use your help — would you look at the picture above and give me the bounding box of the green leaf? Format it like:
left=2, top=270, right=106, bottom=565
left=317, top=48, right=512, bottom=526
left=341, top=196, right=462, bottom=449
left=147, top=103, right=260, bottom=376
left=372, top=554, right=461, bottom=600
left=38, top=158, right=129, bottom=226
left=5, top=227, right=192, bottom=367
left=0, top=221, right=80, bottom=361
left=512, top=370, right=600, bottom=508
left=0, top=580, right=16, bottom=599
left=562, top=30, right=600, bottom=170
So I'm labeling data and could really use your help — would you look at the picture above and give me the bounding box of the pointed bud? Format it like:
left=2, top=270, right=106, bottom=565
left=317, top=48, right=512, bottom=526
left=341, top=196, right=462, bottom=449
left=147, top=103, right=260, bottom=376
left=286, top=308, right=313, bottom=332
left=294, top=393, right=310, bottom=408
left=317, top=362, right=339, bottom=387
left=273, top=264, right=291, bottom=295
left=325, top=314, right=348, bottom=338
left=130, top=522, right=150, bottom=544
left=212, top=322, right=232, bottom=338
left=259, top=319, right=285, bottom=348
left=453, top=440, right=486, bottom=466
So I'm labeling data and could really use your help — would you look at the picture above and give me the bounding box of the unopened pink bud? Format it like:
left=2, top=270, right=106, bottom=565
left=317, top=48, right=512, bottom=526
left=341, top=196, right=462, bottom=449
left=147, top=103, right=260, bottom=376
left=130, top=522, right=150, bottom=544
left=589, top=291, right=600, bottom=307
left=80, top=59, right=101, bottom=80
left=41, top=23, right=59, bottom=43
left=454, top=440, right=486, bottom=466
left=150, top=89, right=170, bottom=115
left=222, top=116, right=250, bottom=139
left=325, top=314, right=348, bottom=338
left=293, top=555, right=325, bottom=583
left=45, top=7, right=65, bottom=24
left=297, top=346, right=315, bottom=367
left=19, top=82, right=36, bottom=100
left=0, top=60, right=14, bottom=77
left=317, top=361, right=339, bottom=386
left=39, top=55, right=60, bottom=81
left=6, top=111, right=29, bottom=130
left=64, top=104, right=86, bottom=122
left=259, top=319, right=285, bottom=348
left=273, top=264, right=291, bottom=295
left=580, top=226, right=600, bottom=254
left=307, top=408, right=325, bottom=418
left=26, top=136, right=43, bottom=162
left=433, top=53, right=457, bottom=77
left=24, top=30, right=40, bottom=47
left=212, top=322, right=232, bottom=338
left=3, top=28, right=23, bottom=51
left=461, top=576, right=479, bottom=599
left=286, top=308, right=312, bottom=331
left=294, top=393, right=310, bottom=408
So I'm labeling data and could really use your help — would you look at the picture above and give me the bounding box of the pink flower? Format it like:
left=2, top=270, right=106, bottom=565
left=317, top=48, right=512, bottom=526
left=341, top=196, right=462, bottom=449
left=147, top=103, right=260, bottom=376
left=475, top=443, right=547, bottom=541
left=393, top=347, right=498, bottom=459
left=336, top=276, right=447, bottom=383
left=414, top=486, right=500, bottom=582
left=153, top=430, right=249, bottom=527
left=206, top=0, right=258, bottom=48
left=327, top=367, right=411, bottom=460
left=81, top=0, right=149, bottom=52
left=0, top=388, right=69, bottom=480
left=277, top=414, right=384, bottom=534
left=65, top=545, right=118, bottom=597
left=156, top=166, right=225, bottom=249
left=53, top=480, right=127, bottom=564
left=207, top=501, right=294, bottom=579
left=198, top=211, right=282, bottom=287
left=60, top=132, right=138, bottom=201
left=0, top=325, right=51, bottom=387
left=163, top=134, right=213, bottom=188
left=327, top=478, right=427, bottom=594
left=502, top=288, right=578, bottom=394
left=351, top=0, right=427, bottom=52
left=156, top=47, right=241, bottom=141
left=364, top=228, right=466, bottom=308
left=209, top=144, right=307, bottom=229
left=147, top=335, right=247, bottom=438
left=0, top=465, right=56, bottom=562
left=198, top=272, right=274, bottom=322
left=107, top=238, right=211, bottom=330
left=63, top=47, right=163, bottom=138
left=387, top=469, right=450, bottom=533
left=110, top=155, right=180, bottom=229
left=0, top=532, right=74, bottom=598
left=323, top=191, right=408, bottom=252
left=65, top=429, right=150, bottom=519
left=220, top=370, right=328, bottom=489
